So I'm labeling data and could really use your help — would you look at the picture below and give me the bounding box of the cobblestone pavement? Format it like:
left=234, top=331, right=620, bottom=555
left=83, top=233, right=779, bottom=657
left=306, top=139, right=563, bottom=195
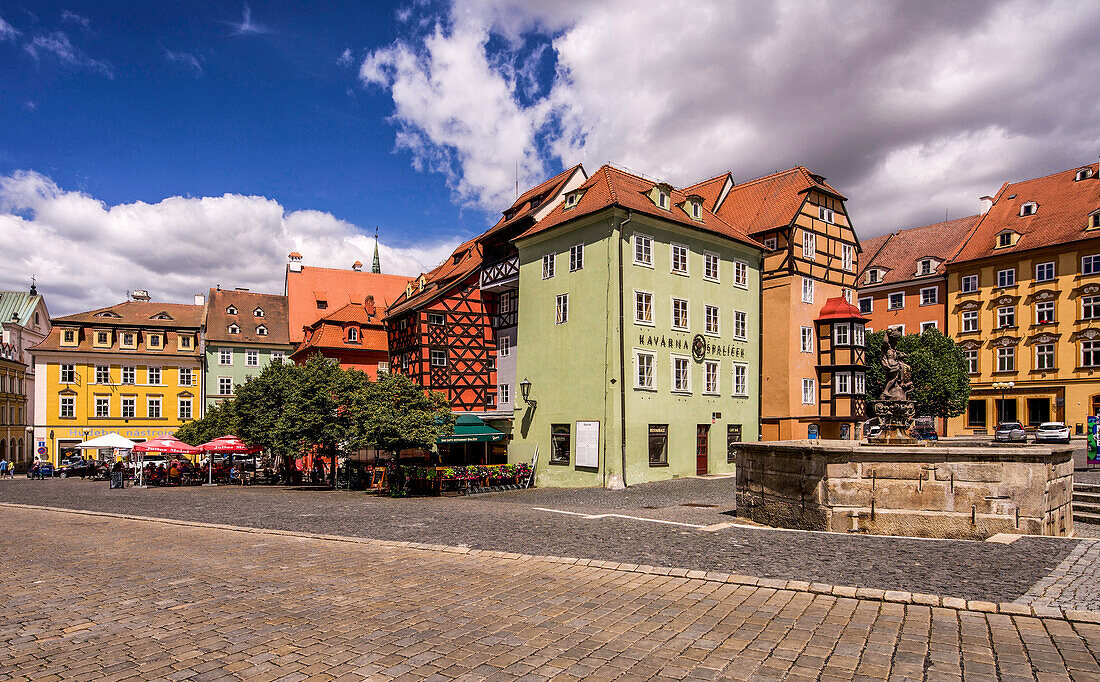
left=1019, top=540, right=1100, bottom=611
left=0, top=479, right=1087, bottom=608
left=4, top=507, right=1100, bottom=681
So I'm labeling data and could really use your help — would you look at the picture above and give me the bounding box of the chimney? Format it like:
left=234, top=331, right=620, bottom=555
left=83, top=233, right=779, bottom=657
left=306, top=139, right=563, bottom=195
left=352, top=260, right=363, bottom=272
left=364, top=295, right=376, bottom=317
left=132, top=289, right=151, bottom=301
left=980, top=195, right=994, bottom=214
left=194, top=293, right=205, bottom=306
left=288, top=252, right=303, bottom=273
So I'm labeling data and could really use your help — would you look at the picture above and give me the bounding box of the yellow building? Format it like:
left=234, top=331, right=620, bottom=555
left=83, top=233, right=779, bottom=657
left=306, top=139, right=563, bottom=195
left=31, top=294, right=204, bottom=463
left=947, top=161, right=1100, bottom=435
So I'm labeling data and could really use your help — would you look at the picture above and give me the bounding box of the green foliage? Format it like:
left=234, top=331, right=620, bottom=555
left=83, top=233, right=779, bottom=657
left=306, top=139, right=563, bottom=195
left=233, top=358, right=299, bottom=456
left=283, top=354, right=372, bottom=458
left=363, top=372, right=454, bottom=456
left=863, top=328, right=971, bottom=418
left=175, top=399, right=238, bottom=446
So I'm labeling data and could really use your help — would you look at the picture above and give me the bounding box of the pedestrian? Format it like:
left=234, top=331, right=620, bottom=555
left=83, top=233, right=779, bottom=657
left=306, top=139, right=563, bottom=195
left=0, top=459, right=8, bottom=479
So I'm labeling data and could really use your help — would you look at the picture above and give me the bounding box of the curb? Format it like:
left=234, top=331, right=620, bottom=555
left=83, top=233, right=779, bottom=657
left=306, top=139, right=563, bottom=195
left=4, top=501, right=1096, bottom=624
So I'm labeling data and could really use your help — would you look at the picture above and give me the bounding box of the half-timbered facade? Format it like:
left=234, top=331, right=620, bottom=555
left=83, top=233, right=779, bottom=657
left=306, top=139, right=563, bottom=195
left=814, top=297, right=868, bottom=435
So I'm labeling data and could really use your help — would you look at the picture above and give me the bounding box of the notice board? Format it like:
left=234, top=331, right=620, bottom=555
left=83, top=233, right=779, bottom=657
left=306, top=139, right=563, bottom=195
left=575, top=420, right=600, bottom=468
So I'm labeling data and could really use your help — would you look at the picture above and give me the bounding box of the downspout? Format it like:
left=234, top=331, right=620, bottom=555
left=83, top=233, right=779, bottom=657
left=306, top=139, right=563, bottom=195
left=617, top=210, right=632, bottom=488
left=757, top=252, right=764, bottom=441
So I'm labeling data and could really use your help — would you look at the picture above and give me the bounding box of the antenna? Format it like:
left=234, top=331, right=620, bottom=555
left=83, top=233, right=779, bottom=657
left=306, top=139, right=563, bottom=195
left=945, top=208, right=949, bottom=222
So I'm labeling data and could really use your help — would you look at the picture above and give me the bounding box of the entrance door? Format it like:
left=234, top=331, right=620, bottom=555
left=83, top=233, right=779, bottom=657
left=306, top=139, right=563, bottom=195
left=1027, top=398, right=1050, bottom=427
left=696, top=425, right=710, bottom=476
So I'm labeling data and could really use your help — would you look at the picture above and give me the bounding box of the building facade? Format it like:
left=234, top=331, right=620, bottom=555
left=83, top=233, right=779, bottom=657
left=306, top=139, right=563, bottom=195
left=31, top=294, right=204, bottom=463
left=511, top=165, right=763, bottom=487
left=0, top=344, right=29, bottom=468
left=1, top=284, right=50, bottom=466
left=290, top=299, right=390, bottom=377
left=203, top=288, right=292, bottom=406
left=690, top=168, right=863, bottom=440
left=947, top=162, right=1100, bottom=435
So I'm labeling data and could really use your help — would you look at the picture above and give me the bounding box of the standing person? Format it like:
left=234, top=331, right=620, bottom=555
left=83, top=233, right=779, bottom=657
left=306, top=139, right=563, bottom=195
left=0, top=459, right=8, bottom=479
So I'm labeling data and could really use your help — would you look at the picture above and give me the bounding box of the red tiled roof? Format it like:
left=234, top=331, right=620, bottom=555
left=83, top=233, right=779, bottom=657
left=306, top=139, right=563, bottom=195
left=857, top=215, right=979, bottom=286
left=515, top=165, right=764, bottom=250
left=204, top=289, right=291, bottom=345
left=291, top=302, right=388, bottom=359
left=682, top=172, right=732, bottom=212
left=816, top=297, right=868, bottom=322
left=480, top=165, right=586, bottom=241
left=384, top=238, right=483, bottom=318
left=51, top=300, right=203, bottom=328
left=285, top=266, right=412, bottom=342
left=711, top=166, right=844, bottom=236
left=954, top=163, right=1100, bottom=263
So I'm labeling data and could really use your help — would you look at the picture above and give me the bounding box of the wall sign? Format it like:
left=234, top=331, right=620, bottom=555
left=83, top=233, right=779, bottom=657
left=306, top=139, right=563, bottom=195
left=638, top=333, right=746, bottom=359
left=575, top=420, right=600, bottom=468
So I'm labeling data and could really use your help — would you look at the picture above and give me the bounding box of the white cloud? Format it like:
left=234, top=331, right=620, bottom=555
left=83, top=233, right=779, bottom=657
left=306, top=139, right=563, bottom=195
left=230, top=4, right=269, bottom=36
left=164, top=48, right=203, bottom=77
left=362, top=0, right=1100, bottom=236
left=337, top=48, right=354, bottom=66
left=0, top=171, right=459, bottom=315
left=60, top=10, right=90, bottom=29
left=0, top=14, right=20, bottom=41
left=24, top=30, right=113, bottom=78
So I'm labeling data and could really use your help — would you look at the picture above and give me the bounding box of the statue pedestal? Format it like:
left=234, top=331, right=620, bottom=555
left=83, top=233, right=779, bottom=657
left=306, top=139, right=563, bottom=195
left=867, top=400, right=917, bottom=445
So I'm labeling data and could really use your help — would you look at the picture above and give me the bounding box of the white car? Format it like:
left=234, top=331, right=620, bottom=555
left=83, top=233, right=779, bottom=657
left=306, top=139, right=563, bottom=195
left=1035, top=422, right=1071, bottom=444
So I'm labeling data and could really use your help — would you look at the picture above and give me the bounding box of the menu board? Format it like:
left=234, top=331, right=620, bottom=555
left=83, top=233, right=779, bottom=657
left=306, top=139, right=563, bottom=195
left=575, top=420, right=600, bottom=468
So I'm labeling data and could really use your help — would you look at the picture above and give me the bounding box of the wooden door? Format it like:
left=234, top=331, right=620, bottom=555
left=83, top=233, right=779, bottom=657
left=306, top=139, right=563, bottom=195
left=696, top=425, right=710, bottom=476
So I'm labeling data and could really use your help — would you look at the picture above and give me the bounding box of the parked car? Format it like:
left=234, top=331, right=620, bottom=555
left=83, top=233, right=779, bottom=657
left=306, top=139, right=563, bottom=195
left=995, top=422, right=1027, bottom=443
left=1035, top=422, right=1071, bottom=444
left=864, top=423, right=882, bottom=439
left=28, top=461, right=54, bottom=478
left=58, top=459, right=105, bottom=479
left=910, top=426, right=939, bottom=441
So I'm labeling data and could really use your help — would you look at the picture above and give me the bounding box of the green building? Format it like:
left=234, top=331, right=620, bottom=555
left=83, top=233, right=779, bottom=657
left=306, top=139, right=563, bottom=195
left=202, top=288, right=292, bottom=408
left=510, top=165, right=763, bottom=487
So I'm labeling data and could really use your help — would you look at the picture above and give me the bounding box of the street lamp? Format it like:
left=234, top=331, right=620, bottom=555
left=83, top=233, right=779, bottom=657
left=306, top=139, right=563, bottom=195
left=25, top=426, right=32, bottom=464
left=993, top=381, right=1015, bottom=424
left=519, top=377, right=536, bottom=408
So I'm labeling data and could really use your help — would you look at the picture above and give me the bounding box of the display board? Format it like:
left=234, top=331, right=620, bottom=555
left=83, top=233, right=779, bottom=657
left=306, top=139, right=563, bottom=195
left=575, top=421, right=600, bottom=468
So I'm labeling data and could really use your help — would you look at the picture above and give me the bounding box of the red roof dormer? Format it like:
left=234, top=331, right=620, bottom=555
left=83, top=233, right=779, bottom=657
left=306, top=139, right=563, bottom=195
left=816, top=296, right=868, bottom=323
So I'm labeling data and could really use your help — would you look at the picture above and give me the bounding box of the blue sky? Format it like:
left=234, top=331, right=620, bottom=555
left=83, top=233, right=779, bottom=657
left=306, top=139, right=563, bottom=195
left=2, top=1, right=1099, bottom=314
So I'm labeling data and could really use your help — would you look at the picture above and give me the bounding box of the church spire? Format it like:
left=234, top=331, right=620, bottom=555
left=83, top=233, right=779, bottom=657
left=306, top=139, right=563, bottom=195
left=371, top=228, right=381, bottom=274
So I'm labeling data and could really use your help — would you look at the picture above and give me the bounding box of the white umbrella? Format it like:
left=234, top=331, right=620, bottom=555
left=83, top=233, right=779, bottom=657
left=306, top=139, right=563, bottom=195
left=74, top=433, right=136, bottom=450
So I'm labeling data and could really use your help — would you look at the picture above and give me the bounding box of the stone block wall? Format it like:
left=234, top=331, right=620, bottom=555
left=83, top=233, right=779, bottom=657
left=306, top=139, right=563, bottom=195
left=734, top=441, right=1073, bottom=539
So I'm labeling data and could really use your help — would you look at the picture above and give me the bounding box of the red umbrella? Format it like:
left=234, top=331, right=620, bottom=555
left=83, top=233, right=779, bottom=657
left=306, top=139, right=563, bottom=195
left=132, top=435, right=200, bottom=455
left=198, top=435, right=260, bottom=454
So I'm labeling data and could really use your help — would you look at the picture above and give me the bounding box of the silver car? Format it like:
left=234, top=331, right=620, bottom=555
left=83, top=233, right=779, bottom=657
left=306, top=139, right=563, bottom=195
left=1035, top=422, right=1071, bottom=444
left=994, top=422, right=1026, bottom=443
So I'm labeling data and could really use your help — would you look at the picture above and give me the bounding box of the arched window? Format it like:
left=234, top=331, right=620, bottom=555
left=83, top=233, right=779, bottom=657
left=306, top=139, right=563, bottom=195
left=348, top=327, right=359, bottom=342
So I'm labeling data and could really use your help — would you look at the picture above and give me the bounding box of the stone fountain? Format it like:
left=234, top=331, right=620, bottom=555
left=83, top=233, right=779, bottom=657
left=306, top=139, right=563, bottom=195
left=866, top=328, right=917, bottom=445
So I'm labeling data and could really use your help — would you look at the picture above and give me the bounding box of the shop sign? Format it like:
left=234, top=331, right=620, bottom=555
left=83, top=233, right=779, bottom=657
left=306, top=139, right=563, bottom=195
left=637, top=332, right=746, bottom=359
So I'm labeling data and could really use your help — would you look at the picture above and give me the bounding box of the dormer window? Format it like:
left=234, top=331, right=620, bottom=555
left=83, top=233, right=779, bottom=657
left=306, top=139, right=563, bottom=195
left=865, top=269, right=883, bottom=285
left=253, top=307, right=264, bottom=317
left=996, top=230, right=1020, bottom=248
left=62, top=329, right=76, bottom=345
left=226, top=305, right=238, bottom=315
left=151, top=312, right=172, bottom=320
left=1020, top=202, right=1037, bottom=217
left=658, top=190, right=669, bottom=209
left=256, top=325, right=268, bottom=336
left=1089, top=211, right=1100, bottom=230
left=918, top=259, right=934, bottom=275
left=1077, top=168, right=1094, bottom=181
left=148, top=335, right=161, bottom=348
left=228, top=324, right=240, bottom=335
left=94, top=311, right=121, bottom=318
left=347, top=327, right=359, bottom=343
left=818, top=206, right=835, bottom=223
left=564, top=191, right=583, bottom=209
left=96, top=331, right=109, bottom=345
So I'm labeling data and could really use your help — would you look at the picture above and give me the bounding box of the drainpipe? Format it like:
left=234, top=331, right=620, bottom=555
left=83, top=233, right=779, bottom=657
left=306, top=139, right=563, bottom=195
left=616, top=210, right=632, bottom=488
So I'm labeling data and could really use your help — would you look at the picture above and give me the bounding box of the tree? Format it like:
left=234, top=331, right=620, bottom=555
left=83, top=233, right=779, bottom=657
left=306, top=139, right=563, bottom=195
left=233, top=358, right=300, bottom=458
left=863, top=327, right=971, bottom=420
left=176, top=399, right=238, bottom=446
left=362, top=372, right=453, bottom=457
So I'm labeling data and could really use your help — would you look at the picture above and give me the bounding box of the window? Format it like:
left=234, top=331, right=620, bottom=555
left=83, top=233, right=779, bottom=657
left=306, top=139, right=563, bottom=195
left=858, top=297, right=872, bottom=314
left=889, top=324, right=905, bottom=334
left=961, top=274, right=979, bottom=293
left=657, top=188, right=670, bottom=209
left=763, top=236, right=777, bottom=250
left=997, top=232, right=1013, bottom=248
left=835, top=372, right=851, bottom=394
left=180, top=336, right=192, bottom=349
left=179, top=398, right=192, bottom=420
left=854, top=371, right=865, bottom=395
left=271, top=351, right=285, bottom=363
left=964, top=349, right=979, bottom=374
left=1077, top=168, right=1094, bottom=181
left=635, top=291, right=653, bottom=325
left=498, top=384, right=509, bottom=405
left=550, top=424, right=571, bottom=464
left=671, top=298, right=689, bottom=330
left=634, top=234, right=652, bottom=266
left=568, top=243, right=584, bottom=272
left=1083, top=255, right=1100, bottom=275
left=733, top=310, right=747, bottom=340
left=802, top=231, right=816, bottom=260
left=671, top=243, right=689, bottom=275
left=853, top=323, right=865, bottom=347
left=962, top=311, right=979, bottom=332
left=253, top=307, right=264, bottom=317
left=802, top=278, right=814, bottom=304
left=95, top=365, right=110, bottom=384
left=648, top=425, right=668, bottom=466
left=705, top=305, right=720, bottom=335
left=802, top=378, right=815, bottom=405
left=1036, top=262, right=1055, bottom=282
left=866, top=270, right=882, bottom=285
left=690, top=201, right=702, bottom=219
left=95, top=396, right=109, bottom=418
left=148, top=397, right=161, bottom=419
left=227, top=324, right=240, bottom=335
left=704, top=252, right=720, bottom=281
left=555, top=294, right=569, bottom=324
left=122, top=366, right=135, bottom=384
left=921, top=321, right=938, bottom=333
left=843, top=288, right=853, bottom=303
left=62, top=329, right=76, bottom=344
left=60, top=396, right=75, bottom=418
left=704, top=360, right=719, bottom=395
left=60, top=364, right=75, bottom=383
left=887, top=292, right=904, bottom=310
left=498, top=335, right=510, bottom=357
left=256, top=326, right=268, bottom=336
left=96, top=331, right=109, bottom=345
left=1036, top=301, right=1055, bottom=324
left=226, top=305, right=238, bottom=315
left=818, top=205, right=834, bottom=223
left=1085, top=295, right=1100, bottom=320
left=430, top=349, right=447, bottom=367
left=499, top=291, right=516, bottom=314
left=634, top=350, right=655, bottom=389
left=1036, top=344, right=1055, bottom=370
left=733, top=363, right=748, bottom=396
left=997, top=268, right=1016, bottom=287
left=219, top=348, right=232, bottom=365
left=121, top=397, right=136, bottom=419
left=997, top=347, right=1015, bottom=372
left=122, top=332, right=136, bottom=347
left=800, top=326, right=813, bottom=353
left=316, top=300, right=327, bottom=310
left=733, top=260, right=748, bottom=288
left=246, top=349, right=259, bottom=366
left=842, top=244, right=854, bottom=272
left=672, top=356, right=691, bottom=393
left=1084, top=340, right=1100, bottom=367
left=218, top=377, right=233, bottom=395
left=1020, top=202, right=1037, bottom=217
left=997, top=306, right=1015, bottom=328
left=148, top=334, right=162, bottom=349
left=542, top=252, right=556, bottom=279
left=918, top=259, right=934, bottom=275
left=1092, top=213, right=1100, bottom=230
left=920, top=287, right=938, bottom=305
left=834, top=323, right=850, bottom=346
left=179, top=368, right=193, bottom=386
left=148, top=367, right=161, bottom=385
left=967, top=400, right=987, bottom=428
left=428, top=313, right=445, bottom=326
left=347, top=327, right=359, bottom=343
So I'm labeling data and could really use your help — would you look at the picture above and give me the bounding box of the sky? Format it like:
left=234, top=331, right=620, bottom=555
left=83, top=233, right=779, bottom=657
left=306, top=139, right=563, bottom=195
left=2, top=1, right=1100, bottom=315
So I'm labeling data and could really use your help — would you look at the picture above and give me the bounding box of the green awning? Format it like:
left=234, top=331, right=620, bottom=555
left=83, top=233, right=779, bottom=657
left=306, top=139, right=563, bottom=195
left=438, top=414, right=505, bottom=443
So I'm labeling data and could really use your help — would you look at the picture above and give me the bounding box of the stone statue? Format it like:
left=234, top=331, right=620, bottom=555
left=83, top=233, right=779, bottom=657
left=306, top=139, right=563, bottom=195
left=880, top=328, right=913, bottom=401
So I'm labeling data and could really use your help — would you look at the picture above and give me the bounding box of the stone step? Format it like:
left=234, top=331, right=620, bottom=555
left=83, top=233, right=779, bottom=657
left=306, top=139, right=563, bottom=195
left=1074, top=492, right=1100, bottom=504
left=1074, top=511, right=1100, bottom=525
left=1074, top=483, right=1100, bottom=494
left=1074, top=501, right=1100, bottom=516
